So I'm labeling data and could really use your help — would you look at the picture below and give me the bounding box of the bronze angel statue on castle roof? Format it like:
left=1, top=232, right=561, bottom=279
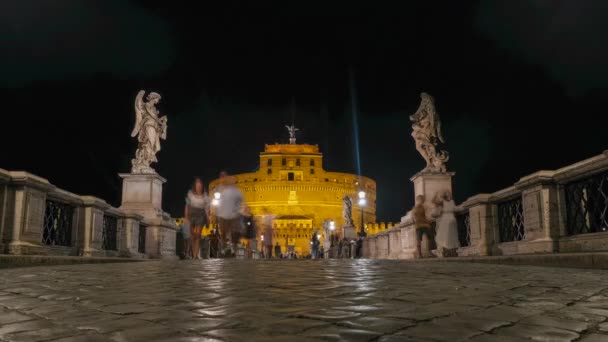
left=131, top=90, right=168, bottom=174
left=409, top=92, right=449, bottom=172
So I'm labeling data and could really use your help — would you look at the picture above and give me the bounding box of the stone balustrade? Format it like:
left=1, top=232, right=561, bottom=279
left=0, top=169, right=177, bottom=259
left=363, top=150, right=608, bottom=259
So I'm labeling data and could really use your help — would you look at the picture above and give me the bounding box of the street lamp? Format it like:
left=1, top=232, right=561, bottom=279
left=358, top=191, right=367, bottom=237
left=212, top=191, right=220, bottom=229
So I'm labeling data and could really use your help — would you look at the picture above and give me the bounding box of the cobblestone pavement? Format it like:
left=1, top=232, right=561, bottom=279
left=1, top=260, right=608, bottom=342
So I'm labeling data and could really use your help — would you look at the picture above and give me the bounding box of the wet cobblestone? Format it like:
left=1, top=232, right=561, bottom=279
left=1, top=259, right=608, bottom=341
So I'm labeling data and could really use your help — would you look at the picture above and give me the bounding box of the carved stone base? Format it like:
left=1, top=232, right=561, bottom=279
left=411, top=171, right=455, bottom=203
left=342, top=226, right=356, bottom=240
left=119, top=173, right=166, bottom=220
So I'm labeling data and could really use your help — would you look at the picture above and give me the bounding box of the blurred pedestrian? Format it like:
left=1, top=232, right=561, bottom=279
left=185, top=178, right=210, bottom=260
left=216, top=171, right=244, bottom=256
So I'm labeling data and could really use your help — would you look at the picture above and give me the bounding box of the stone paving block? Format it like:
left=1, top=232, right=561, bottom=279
left=3, top=326, right=84, bottom=342
left=46, top=333, right=114, bottom=342
left=522, top=314, right=590, bottom=333
left=493, top=323, right=580, bottom=342
left=107, top=325, right=186, bottom=342
left=578, top=333, right=608, bottom=342
left=467, top=333, right=534, bottom=342
left=0, top=319, right=54, bottom=337
left=457, top=304, right=543, bottom=323
left=0, top=310, right=35, bottom=325
left=75, top=318, right=156, bottom=334
left=335, top=315, right=415, bottom=334
left=302, top=326, right=381, bottom=341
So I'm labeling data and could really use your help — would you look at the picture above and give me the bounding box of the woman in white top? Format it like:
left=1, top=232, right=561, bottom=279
left=184, top=178, right=210, bottom=259
left=433, top=190, right=460, bottom=256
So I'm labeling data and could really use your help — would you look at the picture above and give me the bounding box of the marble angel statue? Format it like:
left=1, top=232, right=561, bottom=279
left=342, top=195, right=355, bottom=227
left=131, top=90, right=168, bottom=174
left=285, top=124, right=299, bottom=144
left=409, top=92, right=449, bottom=172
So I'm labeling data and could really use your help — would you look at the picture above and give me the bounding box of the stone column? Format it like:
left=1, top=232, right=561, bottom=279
left=0, top=169, right=10, bottom=252
left=79, top=196, right=110, bottom=257
left=514, top=171, right=560, bottom=253
left=388, top=227, right=402, bottom=259
left=4, top=172, right=55, bottom=255
left=118, top=212, right=143, bottom=257
left=399, top=222, right=418, bottom=259
left=461, top=194, right=495, bottom=256
left=143, top=218, right=178, bottom=260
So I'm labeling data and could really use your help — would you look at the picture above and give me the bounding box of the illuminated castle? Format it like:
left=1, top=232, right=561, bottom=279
left=204, top=131, right=393, bottom=255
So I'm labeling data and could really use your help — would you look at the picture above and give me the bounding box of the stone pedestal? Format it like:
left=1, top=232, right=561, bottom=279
left=342, top=225, right=356, bottom=240
left=119, top=173, right=166, bottom=220
left=119, top=173, right=177, bottom=259
left=410, top=171, right=455, bottom=204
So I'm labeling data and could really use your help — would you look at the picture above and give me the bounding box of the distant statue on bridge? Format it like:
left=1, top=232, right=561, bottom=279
left=131, top=90, right=168, bottom=174
left=342, top=195, right=355, bottom=227
left=410, top=92, right=449, bottom=173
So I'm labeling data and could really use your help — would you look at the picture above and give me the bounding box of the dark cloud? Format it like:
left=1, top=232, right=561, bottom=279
left=0, top=0, right=174, bottom=87
left=477, top=0, right=608, bottom=95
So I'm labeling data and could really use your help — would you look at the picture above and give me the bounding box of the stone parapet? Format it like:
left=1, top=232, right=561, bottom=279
left=0, top=169, right=162, bottom=260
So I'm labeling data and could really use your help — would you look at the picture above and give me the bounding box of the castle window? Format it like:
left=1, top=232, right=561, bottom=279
left=325, top=178, right=329, bottom=182
left=267, top=168, right=272, bottom=175
left=296, top=159, right=301, bottom=166
left=288, top=172, right=294, bottom=181
left=253, top=178, right=258, bottom=182
left=310, top=169, right=315, bottom=174
left=310, top=159, right=315, bottom=166
left=282, top=158, right=286, bottom=166
left=267, top=158, right=272, bottom=166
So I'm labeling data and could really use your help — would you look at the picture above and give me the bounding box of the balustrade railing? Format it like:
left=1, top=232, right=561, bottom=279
left=138, top=224, right=147, bottom=254
left=102, top=215, right=118, bottom=251
left=497, top=197, right=525, bottom=242
left=456, top=211, right=471, bottom=247
left=42, top=200, right=74, bottom=247
left=564, top=170, right=608, bottom=236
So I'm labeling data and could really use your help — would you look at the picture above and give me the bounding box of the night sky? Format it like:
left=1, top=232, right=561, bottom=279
left=1, top=1, right=607, bottom=221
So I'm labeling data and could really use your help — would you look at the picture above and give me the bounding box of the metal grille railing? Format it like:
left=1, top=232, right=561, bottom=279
left=42, top=200, right=74, bottom=246
left=138, top=224, right=146, bottom=254
left=497, top=197, right=525, bottom=242
left=456, top=211, right=471, bottom=247
left=102, top=215, right=118, bottom=251
left=564, top=170, right=608, bottom=235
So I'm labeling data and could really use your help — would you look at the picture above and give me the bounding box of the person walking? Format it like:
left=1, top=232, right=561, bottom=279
left=412, top=195, right=436, bottom=258
left=184, top=178, right=210, bottom=260
left=216, top=171, right=245, bottom=256
left=433, top=190, right=460, bottom=257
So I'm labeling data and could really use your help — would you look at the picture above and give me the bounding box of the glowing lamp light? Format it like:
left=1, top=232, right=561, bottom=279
left=358, top=191, right=366, bottom=199
left=317, top=234, right=321, bottom=239
left=329, top=220, right=335, bottom=231
left=214, top=192, right=221, bottom=200
left=358, top=198, right=367, bottom=206
left=211, top=198, right=219, bottom=207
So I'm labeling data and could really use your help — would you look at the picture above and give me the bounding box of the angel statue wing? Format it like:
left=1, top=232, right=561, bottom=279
left=420, top=93, right=445, bottom=144
left=131, top=90, right=146, bottom=138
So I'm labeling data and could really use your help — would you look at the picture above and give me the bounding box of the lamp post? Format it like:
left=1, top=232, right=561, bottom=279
left=212, top=191, right=220, bottom=257
left=358, top=191, right=367, bottom=238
